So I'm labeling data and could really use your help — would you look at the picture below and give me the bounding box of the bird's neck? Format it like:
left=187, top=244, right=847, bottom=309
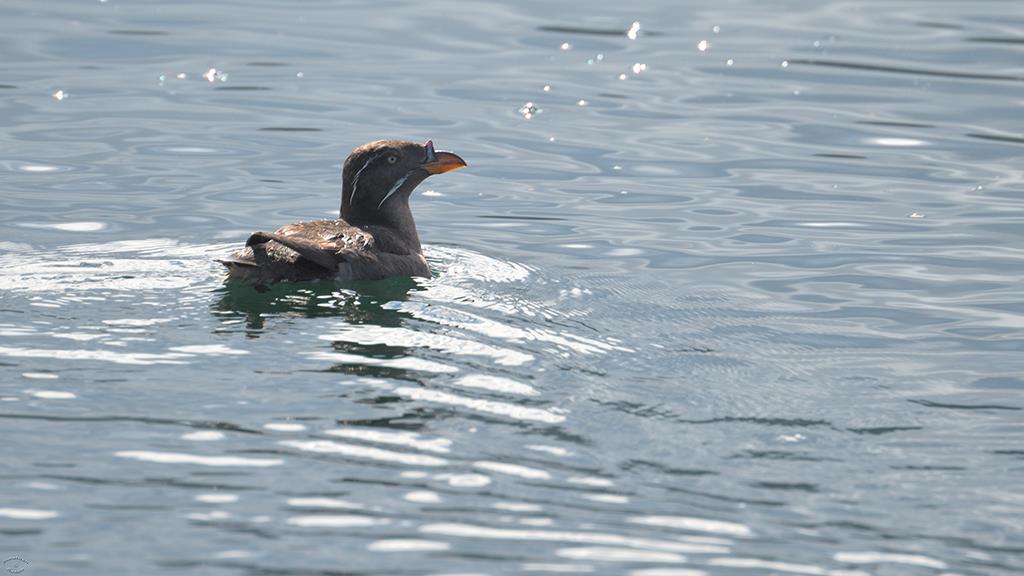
left=341, top=199, right=421, bottom=252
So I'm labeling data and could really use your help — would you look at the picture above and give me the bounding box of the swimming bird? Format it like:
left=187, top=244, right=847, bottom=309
left=220, top=139, right=466, bottom=285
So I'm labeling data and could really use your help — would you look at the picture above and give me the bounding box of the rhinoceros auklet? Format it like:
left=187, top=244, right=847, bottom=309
left=220, top=139, right=466, bottom=285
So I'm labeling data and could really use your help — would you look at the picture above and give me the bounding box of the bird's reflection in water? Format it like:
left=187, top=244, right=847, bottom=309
left=213, top=276, right=441, bottom=396
left=212, top=276, right=422, bottom=333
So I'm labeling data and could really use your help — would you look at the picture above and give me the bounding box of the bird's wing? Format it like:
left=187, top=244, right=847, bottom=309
left=245, top=231, right=340, bottom=271
left=220, top=220, right=376, bottom=272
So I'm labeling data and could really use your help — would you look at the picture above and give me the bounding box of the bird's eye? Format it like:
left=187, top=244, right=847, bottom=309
left=387, top=155, right=398, bottom=164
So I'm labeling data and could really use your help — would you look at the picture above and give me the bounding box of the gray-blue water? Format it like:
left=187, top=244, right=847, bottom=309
left=2, top=1, right=1022, bottom=574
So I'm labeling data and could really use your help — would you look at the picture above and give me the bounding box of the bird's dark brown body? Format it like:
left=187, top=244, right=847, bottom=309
left=220, top=139, right=465, bottom=286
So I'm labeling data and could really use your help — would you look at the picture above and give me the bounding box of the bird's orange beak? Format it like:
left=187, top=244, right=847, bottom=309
left=421, top=140, right=467, bottom=175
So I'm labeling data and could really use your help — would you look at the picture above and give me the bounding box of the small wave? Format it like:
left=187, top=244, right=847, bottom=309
left=787, top=58, right=1024, bottom=82
left=0, top=239, right=231, bottom=293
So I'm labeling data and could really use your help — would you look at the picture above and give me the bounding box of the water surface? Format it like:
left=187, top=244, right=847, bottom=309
left=2, top=0, right=1023, bottom=574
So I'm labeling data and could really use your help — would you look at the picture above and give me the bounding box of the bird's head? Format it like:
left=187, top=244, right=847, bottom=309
left=341, top=139, right=466, bottom=221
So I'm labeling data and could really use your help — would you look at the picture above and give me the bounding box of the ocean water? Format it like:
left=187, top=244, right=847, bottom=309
left=1, top=0, right=1022, bottom=574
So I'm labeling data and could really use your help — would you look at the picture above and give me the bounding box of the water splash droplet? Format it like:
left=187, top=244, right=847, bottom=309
left=726, top=59, right=734, bottom=66
left=576, top=99, right=588, bottom=107
left=176, top=72, right=187, bottom=79
left=518, top=102, right=539, bottom=119
left=626, top=21, right=640, bottom=40
left=542, top=85, right=550, bottom=92
left=712, top=25, right=721, bottom=33
left=697, top=40, right=709, bottom=52
left=631, top=63, right=647, bottom=74
left=203, top=68, right=218, bottom=82
left=780, top=60, right=789, bottom=68
left=560, top=42, right=572, bottom=51
left=908, top=212, right=925, bottom=219
left=52, top=90, right=67, bottom=101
